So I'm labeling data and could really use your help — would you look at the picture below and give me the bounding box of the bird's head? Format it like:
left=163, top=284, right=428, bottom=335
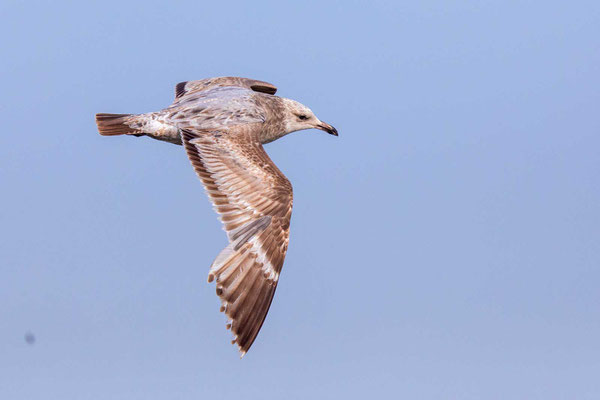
left=281, top=98, right=338, bottom=137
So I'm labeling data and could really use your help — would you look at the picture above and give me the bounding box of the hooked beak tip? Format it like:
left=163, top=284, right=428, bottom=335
left=318, top=122, right=338, bottom=136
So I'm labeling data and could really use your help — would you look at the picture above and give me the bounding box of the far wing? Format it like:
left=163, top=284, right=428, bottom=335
left=181, top=126, right=292, bottom=356
left=175, top=77, right=277, bottom=100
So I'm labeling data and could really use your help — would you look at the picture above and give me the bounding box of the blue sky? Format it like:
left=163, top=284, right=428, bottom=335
left=1, top=1, right=599, bottom=399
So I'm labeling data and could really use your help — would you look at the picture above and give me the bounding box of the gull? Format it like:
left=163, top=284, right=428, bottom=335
left=95, top=77, right=338, bottom=356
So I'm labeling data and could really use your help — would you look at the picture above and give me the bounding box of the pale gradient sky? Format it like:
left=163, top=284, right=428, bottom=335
left=1, top=1, right=599, bottom=399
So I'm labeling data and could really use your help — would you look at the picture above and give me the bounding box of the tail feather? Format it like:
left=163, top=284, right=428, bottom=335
left=95, top=113, right=140, bottom=136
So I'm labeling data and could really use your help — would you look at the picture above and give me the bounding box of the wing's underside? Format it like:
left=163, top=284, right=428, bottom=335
left=180, top=126, right=292, bottom=355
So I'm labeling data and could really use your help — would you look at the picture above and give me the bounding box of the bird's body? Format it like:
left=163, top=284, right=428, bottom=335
left=96, top=77, right=337, bottom=356
left=106, top=87, right=280, bottom=144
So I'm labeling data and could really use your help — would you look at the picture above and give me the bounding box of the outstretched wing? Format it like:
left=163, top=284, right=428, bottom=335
left=175, top=77, right=277, bottom=100
left=181, top=127, right=292, bottom=356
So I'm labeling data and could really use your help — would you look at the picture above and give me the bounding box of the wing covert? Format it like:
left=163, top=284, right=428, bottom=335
left=175, top=77, right=277, bottom=100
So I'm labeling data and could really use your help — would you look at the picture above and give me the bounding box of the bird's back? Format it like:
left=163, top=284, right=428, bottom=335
left=164, top=86, right=268, bottom=131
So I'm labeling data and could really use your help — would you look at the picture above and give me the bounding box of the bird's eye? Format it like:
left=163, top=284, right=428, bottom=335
left=298, top=115, right=308, bottom=121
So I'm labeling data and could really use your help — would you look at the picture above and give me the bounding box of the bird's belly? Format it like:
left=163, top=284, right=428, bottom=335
left=146, top=130, right=182, bottom=145
left=143, top=120, right=181, bottom=144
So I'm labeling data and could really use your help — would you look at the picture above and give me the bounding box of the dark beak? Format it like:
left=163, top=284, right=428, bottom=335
left=317, top=121, right=338, bottom=136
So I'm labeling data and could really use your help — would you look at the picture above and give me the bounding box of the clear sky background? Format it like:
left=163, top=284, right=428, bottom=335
left=1, top=1, right=599, bottom=399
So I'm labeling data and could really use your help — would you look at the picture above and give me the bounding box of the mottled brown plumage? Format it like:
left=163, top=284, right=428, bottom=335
left=96, top=76, right=337, bottom=356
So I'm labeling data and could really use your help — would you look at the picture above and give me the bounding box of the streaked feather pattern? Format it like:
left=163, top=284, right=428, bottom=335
left=181, top=127, right=292, bottom=356
left=96, top=76, right=337, bottom=357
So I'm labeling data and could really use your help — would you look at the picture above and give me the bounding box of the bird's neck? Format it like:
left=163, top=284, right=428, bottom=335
left=257, top=96, right=290, bottom=144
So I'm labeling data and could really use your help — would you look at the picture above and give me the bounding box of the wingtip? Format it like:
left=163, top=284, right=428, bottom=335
left=234, top=340, right=247, bottom=358
left=175, top=81, right=188, bottom=98
left=250, top=83, right=277, bottom=95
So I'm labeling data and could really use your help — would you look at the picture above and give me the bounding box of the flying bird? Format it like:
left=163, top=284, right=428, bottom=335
left=96, top=77, right=337, bottom=356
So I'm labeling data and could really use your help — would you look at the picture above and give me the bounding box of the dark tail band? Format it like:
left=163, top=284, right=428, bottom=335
left=95, top=113, right=137, bottom=136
